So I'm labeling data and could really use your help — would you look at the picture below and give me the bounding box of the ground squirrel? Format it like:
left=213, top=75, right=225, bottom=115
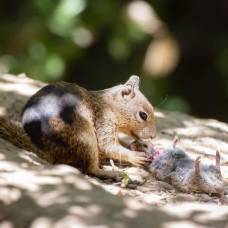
left=19, top=75, right=156, bottom=179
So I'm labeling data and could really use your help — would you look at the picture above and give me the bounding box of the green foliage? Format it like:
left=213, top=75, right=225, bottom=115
left=0, top=0, right=227, bottom=121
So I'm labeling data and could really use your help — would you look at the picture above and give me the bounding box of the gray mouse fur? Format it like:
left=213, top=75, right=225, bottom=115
left=129, top=140, right=224, bottom=196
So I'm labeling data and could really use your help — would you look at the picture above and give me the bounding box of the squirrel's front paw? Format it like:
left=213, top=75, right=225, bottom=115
left=128, top=151, right=151, bottom=167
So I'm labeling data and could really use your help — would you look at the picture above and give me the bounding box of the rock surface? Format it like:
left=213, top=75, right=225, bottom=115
left=0, top=73, right=228, bottom=228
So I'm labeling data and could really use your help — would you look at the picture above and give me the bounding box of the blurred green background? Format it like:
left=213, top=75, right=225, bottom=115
left=0, top=0, right=227, bottom=122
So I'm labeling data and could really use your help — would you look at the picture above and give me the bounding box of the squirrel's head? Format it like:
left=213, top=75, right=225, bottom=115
left=110, top=75, right=156, bottom=139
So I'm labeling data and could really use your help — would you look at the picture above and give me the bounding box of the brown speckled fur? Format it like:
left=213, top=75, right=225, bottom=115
left=17, top=76, right=156, bottom=179
left=0, top=117, right=48, bottom=161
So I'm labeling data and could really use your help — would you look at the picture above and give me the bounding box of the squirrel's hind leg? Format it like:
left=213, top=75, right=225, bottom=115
left=83, top=136, right=121, bottom=181
left=45, top=116, right=121, bottom=181
left=68, top=120, right=121, bottom=181
left=88, top=164, right=121, bottom=181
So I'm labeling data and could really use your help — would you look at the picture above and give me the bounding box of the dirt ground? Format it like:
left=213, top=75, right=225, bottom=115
left=88, top=108, right=228, bottom=206
left=91, top=130, right=228, bottom=207
left=0, top=73, right=228, bottom=227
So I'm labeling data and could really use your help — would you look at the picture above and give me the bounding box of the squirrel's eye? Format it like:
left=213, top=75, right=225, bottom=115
left=139, top=111, right=148, bottom=121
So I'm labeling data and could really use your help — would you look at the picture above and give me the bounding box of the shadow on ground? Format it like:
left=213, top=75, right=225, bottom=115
left=0, top=73, right=228, bottom=227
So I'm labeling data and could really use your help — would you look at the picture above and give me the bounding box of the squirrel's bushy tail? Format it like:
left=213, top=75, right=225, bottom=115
left=0, top=117, right=44, bottom=158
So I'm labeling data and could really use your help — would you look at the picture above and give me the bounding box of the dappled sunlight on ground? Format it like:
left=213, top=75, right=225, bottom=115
left=0, top=74, right=228, bottom=227
left=155, top=110, right=228, bottom=179
left=0, top=73, right=43, bottom=122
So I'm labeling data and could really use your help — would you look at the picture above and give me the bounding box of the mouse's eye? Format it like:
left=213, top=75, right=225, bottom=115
left=139, top=111, right=148, bottom=121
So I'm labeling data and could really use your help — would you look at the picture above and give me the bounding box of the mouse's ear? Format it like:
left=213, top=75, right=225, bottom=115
left=216, top=150, right=221, bottom=173
left=194, top=156, right=201, bottom=177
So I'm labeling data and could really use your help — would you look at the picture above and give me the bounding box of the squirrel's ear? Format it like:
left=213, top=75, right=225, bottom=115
left=119, top=75, right=140, bottom=100
left=121, top=84, right=135, bottom=100
left=125, top=75, right=140, bottom=90
left=216, top=150, right=221, bottom=173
